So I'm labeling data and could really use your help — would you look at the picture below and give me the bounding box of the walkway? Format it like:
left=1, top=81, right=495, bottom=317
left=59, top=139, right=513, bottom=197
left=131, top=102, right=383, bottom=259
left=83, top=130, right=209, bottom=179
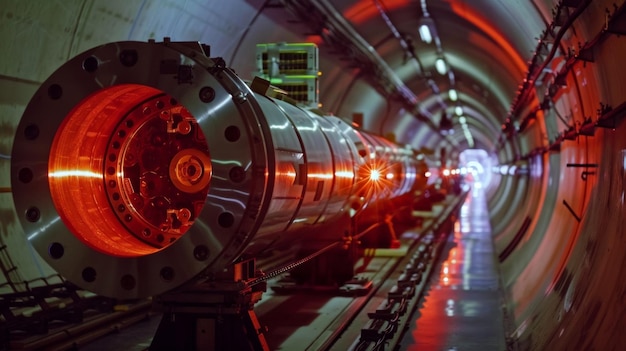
left=400, top=184, right=507, bottom=350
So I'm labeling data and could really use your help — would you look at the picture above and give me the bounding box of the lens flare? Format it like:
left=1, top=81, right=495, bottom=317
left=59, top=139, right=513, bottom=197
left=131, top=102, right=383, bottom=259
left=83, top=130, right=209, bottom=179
left=370, top=169, right=381, bottom=181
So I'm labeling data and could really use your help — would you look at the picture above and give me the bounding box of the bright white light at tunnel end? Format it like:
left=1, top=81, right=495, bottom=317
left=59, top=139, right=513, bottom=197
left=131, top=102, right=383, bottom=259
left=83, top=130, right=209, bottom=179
left=459, top=149, right=494, bottom=189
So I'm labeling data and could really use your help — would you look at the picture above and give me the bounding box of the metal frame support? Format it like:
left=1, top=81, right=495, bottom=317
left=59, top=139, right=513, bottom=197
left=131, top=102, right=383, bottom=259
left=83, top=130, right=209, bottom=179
left=150, top=259, right=269, bottom=351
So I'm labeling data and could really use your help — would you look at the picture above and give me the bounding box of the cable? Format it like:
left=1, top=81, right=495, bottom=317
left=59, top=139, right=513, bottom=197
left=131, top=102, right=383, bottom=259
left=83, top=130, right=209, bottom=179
left=247, top=240, right=342, bottom=286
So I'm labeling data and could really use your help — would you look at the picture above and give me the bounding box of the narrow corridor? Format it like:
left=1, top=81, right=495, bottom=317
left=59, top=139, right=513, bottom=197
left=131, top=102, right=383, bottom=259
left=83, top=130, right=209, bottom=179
left=401, top=184, right=507, bottom=350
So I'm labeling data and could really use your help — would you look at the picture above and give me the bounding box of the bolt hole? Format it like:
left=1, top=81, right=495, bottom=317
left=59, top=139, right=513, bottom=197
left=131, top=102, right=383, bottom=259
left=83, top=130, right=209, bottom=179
left=229, top=166, right=246, bottom=183
left=160, top=267, right=175, bottom=281
left=48, top=84, right=62, bottom=100
left=24, top=125, right=40, bottom=140
left=218, top=212, right=235, bottom=228
left=26, top=207, right=40, bottom=222
left=82, top=56, right=99, bottom=72
left=119, top=50, right=138, bottom=67
left=120, top=274, right=136, bottom=290
left=225, top=126, right=240, bottom=142
left=199, top=86, right=215, bottom=103
left=193, top=245, right=209, bottom=261
left=18, top=168, right=33, bottom=183
left=49, top=242, right=64, bottom=259
left=82, top=267, right=97, bottom=282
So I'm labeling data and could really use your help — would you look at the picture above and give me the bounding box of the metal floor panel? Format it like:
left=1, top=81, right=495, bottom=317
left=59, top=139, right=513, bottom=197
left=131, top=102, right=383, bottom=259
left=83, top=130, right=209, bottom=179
left=399, top=185, right=507, bottom=350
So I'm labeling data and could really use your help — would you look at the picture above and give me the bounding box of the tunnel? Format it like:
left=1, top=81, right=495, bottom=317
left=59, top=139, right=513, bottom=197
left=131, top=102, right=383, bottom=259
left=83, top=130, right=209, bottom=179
left=1, top=0, right=626, bottom=350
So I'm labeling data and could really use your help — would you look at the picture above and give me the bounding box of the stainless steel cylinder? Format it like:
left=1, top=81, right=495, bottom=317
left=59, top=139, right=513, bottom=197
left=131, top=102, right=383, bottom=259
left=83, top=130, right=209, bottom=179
left=11, top=40, right=424, bottom=298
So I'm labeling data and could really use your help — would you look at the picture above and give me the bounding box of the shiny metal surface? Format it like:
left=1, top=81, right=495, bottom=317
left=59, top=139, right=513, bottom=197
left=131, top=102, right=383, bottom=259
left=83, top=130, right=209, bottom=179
left=3, top=1, right=626, bottom=349
left=10, top=40, right=425, bottom=299
left=11, top=40, right=274, bottom=299
left=40, top=195, right=464, bottom=351
left=401, top=184, right=506, bottom=350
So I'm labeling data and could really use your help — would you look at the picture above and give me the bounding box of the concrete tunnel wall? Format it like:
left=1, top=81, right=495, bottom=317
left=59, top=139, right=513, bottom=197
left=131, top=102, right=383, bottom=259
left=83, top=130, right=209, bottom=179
left=1, top=1, right=625, bottom=350
left=487, top=1, right=626, bottom=349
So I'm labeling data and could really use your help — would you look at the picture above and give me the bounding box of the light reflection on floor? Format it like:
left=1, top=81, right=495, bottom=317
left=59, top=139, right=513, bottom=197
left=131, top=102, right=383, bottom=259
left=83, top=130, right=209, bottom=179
left=400, top=184, right=507, bottom=350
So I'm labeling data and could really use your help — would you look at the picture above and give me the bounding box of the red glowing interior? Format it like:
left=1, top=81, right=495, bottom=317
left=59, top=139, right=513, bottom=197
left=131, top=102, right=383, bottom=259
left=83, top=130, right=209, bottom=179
left=48, top=84, right=211, bottom=257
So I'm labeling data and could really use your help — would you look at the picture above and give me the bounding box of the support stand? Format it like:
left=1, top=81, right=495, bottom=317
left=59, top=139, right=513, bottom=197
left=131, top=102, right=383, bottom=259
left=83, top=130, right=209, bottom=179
left=272, top=234, right=373, bottom=296
left=149, top=259, right=269, bottom=351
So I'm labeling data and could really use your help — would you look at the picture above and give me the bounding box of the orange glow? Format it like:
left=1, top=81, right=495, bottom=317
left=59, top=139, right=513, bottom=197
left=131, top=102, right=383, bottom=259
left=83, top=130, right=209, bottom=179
left=304, top=35, right=323, bottom=45
left=343, top=0, right=410, bottom=24
left=441, top=262, right=451, bottom=286
left=49, top=84, right=209, bottom=257
left=335, top=171, right=355, bottom=178
left=341, top=0, right=526, bottom=76
left=309, top=172, right=334, bottom=179
left=49, top=170, right=103, bottom=179
left=439, top=246, right=460, bottom=287
left=408, top=224, right=464, bottom=350
left=448, top=1, right=527, bottom=75
left=355, top=160, right=398, bottom=201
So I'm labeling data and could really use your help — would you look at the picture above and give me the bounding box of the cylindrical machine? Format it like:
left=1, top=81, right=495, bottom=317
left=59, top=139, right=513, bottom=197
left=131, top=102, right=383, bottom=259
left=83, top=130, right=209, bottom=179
left=11, top=40, right=425, bottom=299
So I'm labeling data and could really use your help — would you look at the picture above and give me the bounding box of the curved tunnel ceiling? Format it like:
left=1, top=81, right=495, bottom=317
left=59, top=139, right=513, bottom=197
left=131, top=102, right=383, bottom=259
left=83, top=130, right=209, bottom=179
left=329, top=0, right=538, bottom=152
left=2, top=0, right=626, bottom=349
